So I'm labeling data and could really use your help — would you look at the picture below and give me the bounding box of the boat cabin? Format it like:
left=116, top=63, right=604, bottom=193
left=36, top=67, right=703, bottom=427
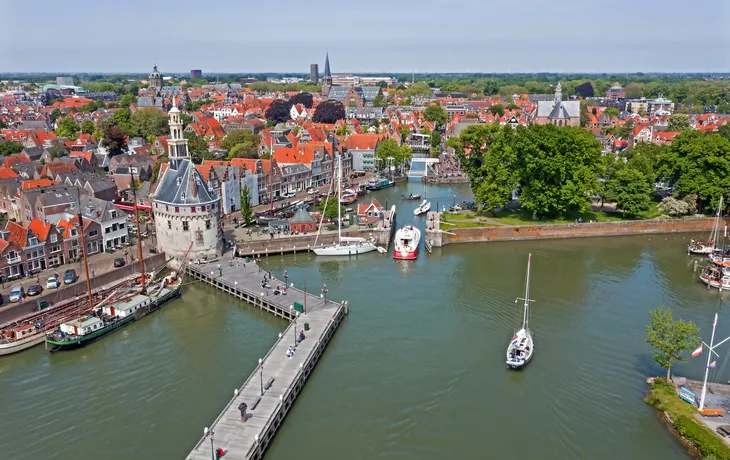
left=102, top=294, right=152, bottom=318
left=60, top=316, right=104, bottom=336
left=1, top=323, right=37, bottom=341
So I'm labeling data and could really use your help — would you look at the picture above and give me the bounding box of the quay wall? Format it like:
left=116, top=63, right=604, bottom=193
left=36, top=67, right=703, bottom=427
left=0, top=253, right=168, bottom=325
left=429, top=217, right=719, bottom=247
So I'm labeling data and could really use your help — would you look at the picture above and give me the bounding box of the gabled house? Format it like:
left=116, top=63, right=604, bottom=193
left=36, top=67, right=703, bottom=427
left=28, top=218, right=64, bottom=268
left=66, top=195, right=128, bottom=251
left=0, top=236, right=25, bottom=282
left=5, top=220, right=47, bottom=274
left=357, top=199, right=383, bottom=226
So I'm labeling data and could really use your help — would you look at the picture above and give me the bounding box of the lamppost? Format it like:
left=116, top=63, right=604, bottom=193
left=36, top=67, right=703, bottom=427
left=204, top=427, right=214, bottom=460
left=322, top=283, right=328, bottom=303
left=259, top=358, right=264, bottom=396
left=284, top=269, right=288, bottom=286
left=290, top=306, right=299, bottom=348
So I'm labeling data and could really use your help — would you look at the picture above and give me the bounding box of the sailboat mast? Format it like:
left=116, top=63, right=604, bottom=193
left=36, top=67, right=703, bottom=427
left=712, top=196, right=722, bottom=249
left=700, top=313, right=719, bottom=411
left=337, top=154, right=342, bottom=243
left=75, top=190, right=94, bottom=311
left=523, top=253, right=532, bottom=329
left=130, top=171, right=146, bottom=293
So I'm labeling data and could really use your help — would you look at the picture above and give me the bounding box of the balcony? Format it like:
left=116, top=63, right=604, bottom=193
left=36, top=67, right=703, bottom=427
left=7, top=256, right=21, bottom=265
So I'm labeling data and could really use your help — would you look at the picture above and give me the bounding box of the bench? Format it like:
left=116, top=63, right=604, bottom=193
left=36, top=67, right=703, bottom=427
left=264, top=377, right=275, bottom=390
left=718, top=425, right=730, bottom=436
left=700, top=408, right=725, bottom=417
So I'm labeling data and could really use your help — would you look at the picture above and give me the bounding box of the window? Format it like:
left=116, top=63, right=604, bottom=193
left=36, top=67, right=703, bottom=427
left=7, top=251, right=16, bottom=260
left=167, top=220, right=172, bottom=230
left=119, top=223, right=125, bottom=229
left=175, top=207, right=179, bottom=213
left=205, top=220, right=211, bottom=230
left=51, top=245, right=60, bottom=253
left=202, top=205, right=206, bottom=211
left=29, top=237, right=38, bottom=245
left=182, top=221, right=189, bottom=232
left=191, top=206, right=196, bottom=213
left=111, top=211, right=117, bottom=218
left=38, top=248, right=43, bottom=256
left=89, top=229, right=98, bottom=237
left=70, top=229, right=77, bottom=237
left=105, top=227, right=111, bottom=234
left=50, top=234, right=57, bottom=243
left=71, top=240, right=79, bottom=247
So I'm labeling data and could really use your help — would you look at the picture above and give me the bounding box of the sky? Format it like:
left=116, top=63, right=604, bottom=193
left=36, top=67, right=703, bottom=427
left=2, top=0, right=729, bottom=73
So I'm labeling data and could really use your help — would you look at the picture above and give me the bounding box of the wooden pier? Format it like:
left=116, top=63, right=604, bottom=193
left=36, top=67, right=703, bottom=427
left=185, top=260, right=347, bottom=460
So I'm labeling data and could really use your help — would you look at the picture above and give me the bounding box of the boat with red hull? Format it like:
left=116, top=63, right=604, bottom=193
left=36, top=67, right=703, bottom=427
left=393, top=225, right=421, bottom=260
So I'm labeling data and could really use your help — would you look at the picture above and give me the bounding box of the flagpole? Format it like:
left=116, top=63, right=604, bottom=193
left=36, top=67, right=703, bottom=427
left=700, top=313, right=719, bottom=411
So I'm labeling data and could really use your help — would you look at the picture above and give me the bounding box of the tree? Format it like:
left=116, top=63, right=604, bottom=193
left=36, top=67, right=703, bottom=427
left=430, top=130, right=442, bottom=154
left=403, top=82, right=432, bottom=97
left=718, top=124, right=730, bottom=142
left=120, top=94, right=136, bottom=108
left=0, top=141, right=23, bottom=156
left=289, top=92, right=313, bottom=108
left=604, top=107, right=620, bottom=118
left=470, top=126, right=520, bottom=212
left=516, top=125, right=602, bottom=217
left=81, top=119, right=95, bottom=135
left=47, top=141, right=67, bottom=159
left=398, top=125, right=410, bottom=142
left=318, top=196, right=344, bottom=221
left=180, top=113, right=193, bottom=129
left=423, top=103, right=447, bottom=127
left=228, top=143, right=258, bottom=160
left=240, top=183, right=254, bottom=225
left=265, top=99, right=293, bottom=123
left=666, top=114, right=692, bottom=132
left=375, top=138, right=412, bottom=169
left=609, top=167, right=652, bottom=215
left=101, top=125, right=128, bottom=156
left=151, top=161, right=162, bottom=183
left=312, top=100, right=345, bottom=123
left=56, top=117, right=80, bottom=139
left=50, top=109, right=62, bottom=124
left=483, top=80, right=500, bottom=96
left=372, top=94, right=386, bottom=107
left=659, top=196, right=691, bottom=216
left=185, top=133, right=211, bottom=164
left=574, top=81, right=595, bottom=98
left=112, top=108, right=134, bottom=135
left=220, top=129, right=259, bottom=151
left=131, top=108, right=169, bottom=138
left=646, top=305, right=700, bottom=380
left=488, top=104, right=505, bottom=117
left=506, top=103, right=519, bottom=111
left=580, top=103, right=590, bottom=127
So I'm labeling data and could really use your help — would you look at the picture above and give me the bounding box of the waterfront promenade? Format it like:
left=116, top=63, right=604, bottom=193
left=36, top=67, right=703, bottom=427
left=185, top=261, right=346, bottom=460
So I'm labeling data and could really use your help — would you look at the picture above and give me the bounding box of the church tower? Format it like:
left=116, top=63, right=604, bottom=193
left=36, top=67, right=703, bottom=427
left=321, top=52, right=333, bottom=97
left=151, top=104, right=222, bottom=262
left=149, top=64, right=163, bottom=89
left=554, top=82, right=562, bottom=103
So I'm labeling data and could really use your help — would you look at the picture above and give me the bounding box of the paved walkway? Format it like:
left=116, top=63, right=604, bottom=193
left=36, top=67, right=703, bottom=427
left=186, top=261, right=345, bottom=460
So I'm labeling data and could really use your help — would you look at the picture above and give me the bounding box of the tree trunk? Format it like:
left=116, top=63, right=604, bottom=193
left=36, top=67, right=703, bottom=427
left=666, top=366, right=671, bottom=381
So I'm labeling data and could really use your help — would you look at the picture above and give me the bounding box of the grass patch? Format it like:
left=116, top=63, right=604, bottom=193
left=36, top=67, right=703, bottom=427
left=489, top=202, right=662, bottom=226
left=440, top=211, right=477, bottom=221
left=646, top=378, right=730, bottom=459
left=441, top=221, right=496, bottom=229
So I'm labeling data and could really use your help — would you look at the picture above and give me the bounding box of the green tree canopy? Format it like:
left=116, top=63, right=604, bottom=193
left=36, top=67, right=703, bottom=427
left=609, top=167, right=652, bottom=215
left=240, top=183, right=254, bottom=225
left=81, top=119, right=95, bottom=135
left=646, top=305, right=700, bottom=380
left=228, top=142, right=258, bottom=160
left=131, top=108, right=169, bottom=138
left=221, top=129, right=260, bottom=153
left=101, top=125, right=127, bottom=156
left=423, top=103, right=447, bottom=127
left=56, top=117, right=80, bottom=139
left=318, top=196, right=344, bottom=221
left=120, top=94, right=136, bottom=108
left=375, top=138, right=412, bottom=169
left=604, top=107, right=620, bottom=118
left=666, top=114, right=692, bottom=132
left=0, top=141, right=23, bottom=156
left=488, top=104, right=505, bottom=117
left=185, top=133, right=211, bottom=164
left=403, top=82, right=432, bottom=97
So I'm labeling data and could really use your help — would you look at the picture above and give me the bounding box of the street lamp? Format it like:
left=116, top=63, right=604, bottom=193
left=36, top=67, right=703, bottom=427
left=259, top=358, right=264, bottom=396
left=204, top=427, right=214, bottom=460
left=284, top=269, right=288, bottom=286
left=290, top=306, right=298, bottom=348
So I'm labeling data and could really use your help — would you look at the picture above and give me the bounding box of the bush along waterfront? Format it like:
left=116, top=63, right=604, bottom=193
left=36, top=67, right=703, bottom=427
left=452, top=123, right=730, bottom=220
left=646, top=378, right=730, bottom=460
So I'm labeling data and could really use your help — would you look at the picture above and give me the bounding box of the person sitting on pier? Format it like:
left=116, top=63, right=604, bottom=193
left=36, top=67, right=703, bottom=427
left=299, top=330, right=305, bottom=342
left=274, top=285, right=281, bottom=295
left=287, top=346, right=295, bottom=358
left=281, top=286, right=287, bottom=295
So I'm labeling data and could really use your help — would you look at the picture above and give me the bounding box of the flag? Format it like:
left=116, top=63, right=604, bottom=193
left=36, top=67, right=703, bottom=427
left=709, top=361, right=717, bottom=369
left=714, top=313, right=719, bottom=327
left=692, top=345, right=703, bottom=357
left=511, top=335, right=519, bottom=344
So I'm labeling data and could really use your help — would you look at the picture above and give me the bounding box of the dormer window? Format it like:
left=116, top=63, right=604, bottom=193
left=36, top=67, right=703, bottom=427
left=29, top=237, right=38, bottom=245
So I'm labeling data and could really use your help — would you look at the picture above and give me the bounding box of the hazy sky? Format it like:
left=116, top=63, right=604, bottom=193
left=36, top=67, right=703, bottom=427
left=2, top=0, right=729, bottom=73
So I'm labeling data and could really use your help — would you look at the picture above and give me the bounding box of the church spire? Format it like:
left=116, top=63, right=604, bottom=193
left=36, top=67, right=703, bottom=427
left=554, top=82, right=562, bottom=103
left=324, top=52, right=332, bottom=81
left=167, top=103, right=189, bottom=168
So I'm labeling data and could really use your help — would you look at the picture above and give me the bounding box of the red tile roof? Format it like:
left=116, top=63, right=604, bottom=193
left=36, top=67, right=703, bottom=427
left=0, top=166, right=19, bottom=179
left=28, top=218, right=52, bottom=242
left=21, top=178, right=57, bottom=189
left=344, top=134, right=384, bottom=150
left=5, top=221, right=28, bottom=248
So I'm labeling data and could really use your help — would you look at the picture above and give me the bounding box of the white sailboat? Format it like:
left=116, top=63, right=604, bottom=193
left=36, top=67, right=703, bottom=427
left=506, top=253, right=535, bottom=369
left=314, top=155, right=376, bottom=256
left=689, top=197, right=723, bottom=255
left=414, top=200, right=431, bottom=216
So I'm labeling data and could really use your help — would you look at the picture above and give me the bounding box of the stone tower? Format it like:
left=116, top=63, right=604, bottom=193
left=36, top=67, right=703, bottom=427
left=321, top=52, right=333, bottom=97
left=149, top=64, right=163, bottom=89
left=151, top=105, right=222, bottom=262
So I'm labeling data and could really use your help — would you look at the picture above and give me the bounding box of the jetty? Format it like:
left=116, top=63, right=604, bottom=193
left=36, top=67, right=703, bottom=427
left=185, top=260, right=347, bottom=460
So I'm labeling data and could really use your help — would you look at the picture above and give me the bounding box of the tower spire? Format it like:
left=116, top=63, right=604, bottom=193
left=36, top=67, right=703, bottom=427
left=324, top=52, right=331, bottom=80
left=555, top=82, right=562, bottom=103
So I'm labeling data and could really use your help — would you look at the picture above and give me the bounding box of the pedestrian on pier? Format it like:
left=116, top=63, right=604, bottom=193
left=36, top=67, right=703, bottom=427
left=217, top=263, right=223, bottom=276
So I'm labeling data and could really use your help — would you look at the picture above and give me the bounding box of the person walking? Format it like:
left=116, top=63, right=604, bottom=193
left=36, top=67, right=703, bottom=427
left=217, top=263, right=222, bottom=276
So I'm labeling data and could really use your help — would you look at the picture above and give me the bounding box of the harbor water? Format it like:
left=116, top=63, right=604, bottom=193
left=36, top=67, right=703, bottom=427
left=0, top=181, right=725, bottom=459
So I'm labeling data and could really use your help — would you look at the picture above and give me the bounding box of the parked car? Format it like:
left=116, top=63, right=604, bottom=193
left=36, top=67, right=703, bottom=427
left=114, top=257, right=126, bottom=268
left=63, top=269, right=77, bottom=285
left=9, top=285, right=24, bottom=302
left=46, top=276, right=59, bottom=289
left=307, top=188, right=318, bottom=195
left=27, top=284, right=42, bottom=297
left=283, top=192, right=295, bottom=199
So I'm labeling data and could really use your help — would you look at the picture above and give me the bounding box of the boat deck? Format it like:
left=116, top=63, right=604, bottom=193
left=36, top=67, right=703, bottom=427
left=186, top=261, right=346, bottom=460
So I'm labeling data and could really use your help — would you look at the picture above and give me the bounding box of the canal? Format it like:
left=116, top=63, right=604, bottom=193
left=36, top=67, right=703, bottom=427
left=0, top=181, right=723, bottom=459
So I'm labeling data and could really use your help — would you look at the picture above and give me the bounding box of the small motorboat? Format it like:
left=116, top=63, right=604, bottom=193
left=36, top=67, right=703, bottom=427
left=402, top=193, right=421, bottom=200
left=414, top=200, right=431, bottom=216
left=393, top=225, right=421, bottom=260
